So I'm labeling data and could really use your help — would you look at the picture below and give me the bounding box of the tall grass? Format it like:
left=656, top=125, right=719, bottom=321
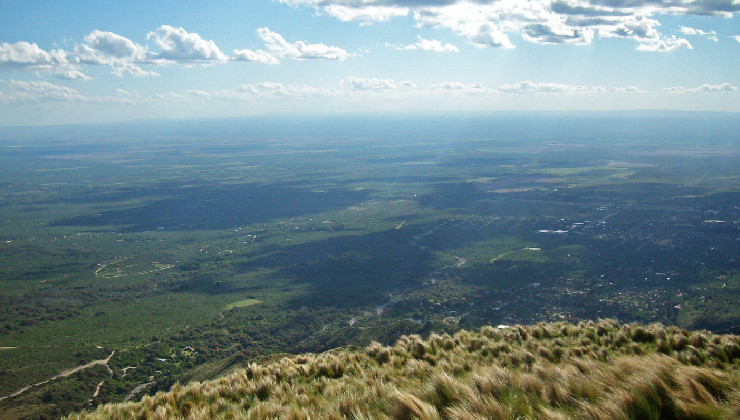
left=69, top=320, right=740, bottom=419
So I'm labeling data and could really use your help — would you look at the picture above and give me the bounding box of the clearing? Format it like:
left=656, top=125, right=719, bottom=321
left=223, top=299, right=262, bottom=311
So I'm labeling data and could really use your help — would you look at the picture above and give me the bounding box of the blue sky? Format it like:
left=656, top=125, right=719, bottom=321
left=0, top=0, right=738, bottom=126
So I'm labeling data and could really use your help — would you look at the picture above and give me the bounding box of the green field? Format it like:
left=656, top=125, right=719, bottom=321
left=223, top=299, right=261, bottom=311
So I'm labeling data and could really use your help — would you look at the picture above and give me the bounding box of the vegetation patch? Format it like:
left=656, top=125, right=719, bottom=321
left=95, top=257, right=174, bottom=279
left=223, top=299, right=261, bottom=311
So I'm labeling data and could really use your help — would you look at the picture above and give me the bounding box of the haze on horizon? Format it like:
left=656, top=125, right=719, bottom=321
left=0, top=0, right=738, bottom=126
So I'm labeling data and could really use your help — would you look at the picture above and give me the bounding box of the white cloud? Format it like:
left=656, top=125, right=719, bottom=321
left=278, top=0, right=410, bottom=23
left=393, top=36, right=459, bottom=52
left=0, top=79, right=172, bottom=105
left=2, top=25, right=350, bottom=82
left=0, top=41, right=88, bottom=80
left=495, top=81, right=646, bottom=94
left=664, top=83, right=738, bottom=93
left=58, top=69, right=92, bottom=80
left=75, top=30, right=158, bottom=77
left=257, top=28, right=349, bottom=60
left=599, top=16, right=661, bottom=43
left=76, top=30, right=148, bottom=64
left=147, top=25, right=228, bottom=63
left=0, top=79, right=87, bottom=103
left=341, top=77, right=397, bottom=90
left=280, top=0, right=738, bottom=49
left=187, top=82, right=337, bottom=100
left=498, top=81, right=579, bottom=94
left=148, top=92, right=192, bottom=103
left=430, top=81, right=485, bottom=90
left=242, top=81, right=335, bottom=96
left=609, top=86, right=643, bottom=93
left=423, top=80, right=645, bottom=96
left=0, top=42, right=64, bottom=69
left=186, top=78, right=648, bottom=100
left=470, top=24, right=515, bottom=49
left=521, top=24, right=594, bottom=45
left=735, top=35, right=740, bottom=43
left=69, top=27, right=230, bottom=77
left=679, top=26, right=718, bottom=42
left=186, top=89, right=211, bottom=97
left=635, top=36, right=692, bottom=52
left=234, top=28, right=347, bottom=63
left=110, top=62, right=159, bottom=77
left=232, top=48, right=279, bottom=64
left=297, top=1, right=410, bottom=23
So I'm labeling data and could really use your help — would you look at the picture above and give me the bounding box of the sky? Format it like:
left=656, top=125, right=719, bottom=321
left=0, top=0, right=738, bottom=126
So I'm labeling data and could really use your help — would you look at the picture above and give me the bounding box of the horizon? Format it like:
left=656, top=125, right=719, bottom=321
left=0, top=108, right=738, bottom=130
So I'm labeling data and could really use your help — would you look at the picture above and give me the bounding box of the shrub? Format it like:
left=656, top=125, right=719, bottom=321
left=631, top=327, right=656, bottom=343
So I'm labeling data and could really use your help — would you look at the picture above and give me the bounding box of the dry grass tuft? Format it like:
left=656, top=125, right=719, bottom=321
left=68, top=320, right=740, bottom=419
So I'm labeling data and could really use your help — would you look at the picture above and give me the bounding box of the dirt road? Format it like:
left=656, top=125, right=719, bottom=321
left=0, top=350, right=115, bottom=401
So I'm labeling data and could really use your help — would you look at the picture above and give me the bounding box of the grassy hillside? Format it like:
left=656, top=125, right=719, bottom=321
left=70, top=320, right=740, bottom=419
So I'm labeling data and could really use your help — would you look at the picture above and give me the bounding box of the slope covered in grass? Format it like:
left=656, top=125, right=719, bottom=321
left=70, top=320, right=740, bottom=419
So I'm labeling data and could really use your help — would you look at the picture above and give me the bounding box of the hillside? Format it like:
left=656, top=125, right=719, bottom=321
left=70, top=320, right=740, bottom=419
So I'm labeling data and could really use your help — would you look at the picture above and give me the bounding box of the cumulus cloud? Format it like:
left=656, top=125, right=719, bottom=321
left=194, top=78, right=644, bottom=99
left=597, top=16, right=692, bottom=51
left=59, top=69, right=91, bottom=80
left=392, top=36, right=459, bottom=52
left=430, top=81, right=485, bottom=90
left=664, top=83, right=738, bottom=93
left=0, top=79, right=175, bottom=105
left=0, top=79, right=144, bottom=104
left=417, top=80, right=645, bottom=96
left=257, top=28, right=349, bottom=60
left=609, top=86, right=643, bottom=93
left=279, top=0, right=737, bottom=49
left=522, top=24, right=594, bottom=45
left=0, top=79, right=86, bottom=102
left=679, top=26, right=718, bottom=41
left=110, top=63, right=157, bottom=77
left=76, top=30, right=148, bottom=64
left=240, top=81, right=335, bottom=96
left=232, top=48, right=279, bottom=64
left=75, top=30, right=158, bottom=77
left=735, top=35, right=740, bottom=43
left=148, top=92, right=192, bottom=103
left=147, top=25, right=228, bottom=63
left=341, top=77, right=397, bottom=90
left=3, top=25, right=350, bottom=81
left=0, top=42, right=66, bottom=70
left=74, top=26, right=283, bottom=76
left=0, top=41, right=88, bottom=80
left=187, top=82, right=336, bottom=100
left=495, top=81, right=646, bottom=94
left=635, top=36, right=692, bottom=52
left=286, top=1, right=410, bottom=23
left=186, top=89, right=211, bottom=97
left=498, top=81, right=579, bottom=94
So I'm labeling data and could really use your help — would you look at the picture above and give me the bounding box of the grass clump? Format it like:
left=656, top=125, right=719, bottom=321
left=69, top=320, right=740, bottom=419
